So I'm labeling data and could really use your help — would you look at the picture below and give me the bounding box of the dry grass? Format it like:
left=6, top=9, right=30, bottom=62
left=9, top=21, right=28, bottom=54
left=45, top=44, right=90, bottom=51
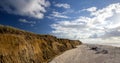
left=0, top=25, right=82, bottom=63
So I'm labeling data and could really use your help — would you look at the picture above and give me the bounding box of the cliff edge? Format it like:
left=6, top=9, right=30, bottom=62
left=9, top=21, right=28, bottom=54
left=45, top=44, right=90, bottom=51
left=0, top=25, right=82, bottom=63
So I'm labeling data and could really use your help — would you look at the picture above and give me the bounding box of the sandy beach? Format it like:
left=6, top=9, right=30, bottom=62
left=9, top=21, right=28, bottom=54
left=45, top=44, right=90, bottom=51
left=50, top=44, right=120, bottom=63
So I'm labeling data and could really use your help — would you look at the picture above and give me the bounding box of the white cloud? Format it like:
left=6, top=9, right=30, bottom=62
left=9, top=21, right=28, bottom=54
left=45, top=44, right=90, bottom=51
left=0, top=0, right=50, bottom=19
left=19, top=19, right=36, bottom=24
left=55, top=3, right=70, bottom=9
left=48, top=9, right=76, bottom=21
left=49, top=11, right=69, bottom=19
left=83, top=7, right=97, bottom=12
left=51, top=3, right=120, bottom=43
left=100, top=26, right=120, bottom=38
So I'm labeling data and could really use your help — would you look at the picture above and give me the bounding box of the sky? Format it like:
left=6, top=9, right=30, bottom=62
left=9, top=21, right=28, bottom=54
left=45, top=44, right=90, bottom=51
left=0, top=0, right=120, bottom=45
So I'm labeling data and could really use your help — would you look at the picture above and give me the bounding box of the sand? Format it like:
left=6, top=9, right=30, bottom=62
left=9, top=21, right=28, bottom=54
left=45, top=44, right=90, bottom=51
left=49, top=44, right=120, bottom=63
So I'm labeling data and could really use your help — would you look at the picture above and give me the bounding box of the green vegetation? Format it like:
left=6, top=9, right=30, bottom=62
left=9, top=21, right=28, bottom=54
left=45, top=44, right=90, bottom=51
left=0, top=25, right=82, bottom=63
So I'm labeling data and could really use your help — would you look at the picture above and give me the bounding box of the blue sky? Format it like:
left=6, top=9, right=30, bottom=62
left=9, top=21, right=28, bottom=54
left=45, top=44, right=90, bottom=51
left=0, top=0, right=120, bottom=44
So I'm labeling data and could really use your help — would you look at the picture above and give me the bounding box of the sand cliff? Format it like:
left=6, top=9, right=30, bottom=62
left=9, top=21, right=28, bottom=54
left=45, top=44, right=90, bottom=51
left=0, top=25, right=81, bottom=63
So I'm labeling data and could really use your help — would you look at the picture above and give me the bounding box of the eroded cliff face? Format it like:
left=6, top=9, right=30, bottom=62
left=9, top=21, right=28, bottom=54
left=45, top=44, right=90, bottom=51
left=0, top=25, right=82, bottom=63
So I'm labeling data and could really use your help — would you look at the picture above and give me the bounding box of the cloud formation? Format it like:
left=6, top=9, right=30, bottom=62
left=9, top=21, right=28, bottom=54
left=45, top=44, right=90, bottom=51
left=50, top=11, right=69, bottom=18
left=19, top=19, right=36, bottom=24
left=100, top=26, right=120, bottom=38
left=48, top=11, right=70, bottom=21
left=83, top=7, right=97, bottom=12
left=55, top=3, right=70, bottom=9
left=0, top=0, right=50, bottom=19
left=51, top=3, right=120, bottom=42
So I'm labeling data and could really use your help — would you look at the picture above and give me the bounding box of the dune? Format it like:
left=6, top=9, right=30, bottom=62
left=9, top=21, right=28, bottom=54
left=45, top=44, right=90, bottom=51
left=50, top=44, right=120, bottom=63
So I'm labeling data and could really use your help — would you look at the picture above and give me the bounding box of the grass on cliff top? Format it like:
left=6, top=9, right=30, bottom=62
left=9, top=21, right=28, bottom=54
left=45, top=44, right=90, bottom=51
left=0, top=25, right=40, bottom=36
left=0, top=25, right=56, bottom=37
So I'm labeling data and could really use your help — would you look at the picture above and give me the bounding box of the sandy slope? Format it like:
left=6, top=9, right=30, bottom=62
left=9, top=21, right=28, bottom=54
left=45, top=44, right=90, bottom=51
left=49, top=44, right=120, bottom=63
